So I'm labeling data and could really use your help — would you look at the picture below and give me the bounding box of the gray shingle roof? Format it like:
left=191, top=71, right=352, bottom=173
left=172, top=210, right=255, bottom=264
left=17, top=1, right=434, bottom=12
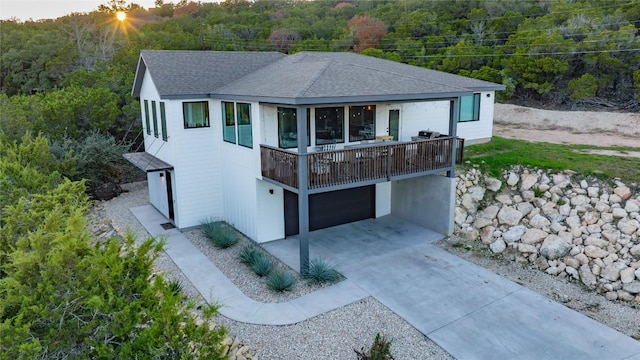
left=132, top=50, right=286, bottom=98
left=132, top=50, right=504, bottom=103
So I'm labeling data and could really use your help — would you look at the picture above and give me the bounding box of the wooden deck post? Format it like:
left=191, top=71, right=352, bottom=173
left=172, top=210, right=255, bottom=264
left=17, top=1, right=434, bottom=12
left=296, top=105, right=310, bottom=273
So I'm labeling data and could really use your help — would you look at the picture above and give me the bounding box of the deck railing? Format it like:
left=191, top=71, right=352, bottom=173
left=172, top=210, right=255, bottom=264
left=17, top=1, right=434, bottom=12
left=260, top=146, right=299, bottom=189
left=261, top=137, right=464, bottom=190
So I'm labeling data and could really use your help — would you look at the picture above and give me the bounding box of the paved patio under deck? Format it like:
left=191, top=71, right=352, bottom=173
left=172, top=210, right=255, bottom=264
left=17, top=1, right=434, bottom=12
left=131, top=205, right=640, bottom=360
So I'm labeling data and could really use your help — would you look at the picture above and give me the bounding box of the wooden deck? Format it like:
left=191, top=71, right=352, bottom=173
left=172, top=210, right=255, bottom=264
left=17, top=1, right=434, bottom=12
left=260, top=137, right=464, bottom=191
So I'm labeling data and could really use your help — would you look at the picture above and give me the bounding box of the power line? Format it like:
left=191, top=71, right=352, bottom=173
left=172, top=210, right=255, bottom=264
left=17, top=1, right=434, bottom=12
left=403, top=48, right=640, bottom=58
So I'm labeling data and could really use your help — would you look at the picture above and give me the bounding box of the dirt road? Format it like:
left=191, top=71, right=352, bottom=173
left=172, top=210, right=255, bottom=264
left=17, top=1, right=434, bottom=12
left=493, top=103, right=640, bottom=149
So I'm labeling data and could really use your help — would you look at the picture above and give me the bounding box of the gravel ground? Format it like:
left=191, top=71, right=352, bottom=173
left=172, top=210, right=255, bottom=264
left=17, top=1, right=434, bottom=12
left=97, top=181, right=453, bottom=360
left=184, top=228, right=329, bottom=303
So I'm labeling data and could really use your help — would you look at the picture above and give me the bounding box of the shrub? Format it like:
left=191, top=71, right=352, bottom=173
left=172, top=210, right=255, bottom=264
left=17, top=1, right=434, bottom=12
left=250, top=256, right=273, bottom=277
left=0, top=136, right=228, bottom=359
left=202, top=220, right=238, bottom=249
left=354, top=333, right=395, bottom=360
left=238, top=245, right=262, bottom=265
left=302, top=258, right=342, bottom=285
left=50, top=131, right=140, bottom=195
left=266, top=267, right=295, bottom=292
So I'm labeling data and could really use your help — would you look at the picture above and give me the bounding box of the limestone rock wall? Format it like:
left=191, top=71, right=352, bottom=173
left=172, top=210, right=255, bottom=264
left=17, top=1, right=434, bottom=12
left=455, top=166, right=640, bottom=303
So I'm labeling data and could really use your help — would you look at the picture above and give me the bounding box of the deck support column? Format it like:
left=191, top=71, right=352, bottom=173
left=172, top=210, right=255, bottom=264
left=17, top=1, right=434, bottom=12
left=447, top=97, right=459, bottom=178
left=296, top=105, right=310, bottom=273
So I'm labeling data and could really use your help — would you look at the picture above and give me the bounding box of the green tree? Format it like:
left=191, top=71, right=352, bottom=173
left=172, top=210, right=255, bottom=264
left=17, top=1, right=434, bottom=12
left=568, top=73, right=599, bottom=100
left=0, top=134, right=227, bottom=359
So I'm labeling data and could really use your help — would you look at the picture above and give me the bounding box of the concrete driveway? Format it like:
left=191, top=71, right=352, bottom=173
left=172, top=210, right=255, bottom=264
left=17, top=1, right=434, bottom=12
left=263, top=215, right=640, bottom=360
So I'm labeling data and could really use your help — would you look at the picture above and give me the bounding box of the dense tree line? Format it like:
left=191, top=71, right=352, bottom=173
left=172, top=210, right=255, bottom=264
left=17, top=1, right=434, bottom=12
left=2, top=0, right=638, bottom=113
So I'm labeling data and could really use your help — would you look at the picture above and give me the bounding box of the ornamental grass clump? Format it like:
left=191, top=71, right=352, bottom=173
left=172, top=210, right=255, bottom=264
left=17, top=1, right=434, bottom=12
left=266, top=267, right=295, bottom=292
left=168, top=278, right=184, bottom=296
left=201, top=220, right=238, bottom=249
left=238, top=245, right=274, bottom=277
left=238, top=245, right=262, bottom=265
left=302, top=257, right=342, bottom=285
left=249, top=255, right=273, bottom=277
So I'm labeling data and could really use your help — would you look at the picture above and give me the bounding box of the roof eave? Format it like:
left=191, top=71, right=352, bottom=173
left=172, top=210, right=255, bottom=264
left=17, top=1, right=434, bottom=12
left=131, top=55, right=147, bottom=99
left=210, top=91, right=477, bottom=106
left=469, top=85, right=506, bottom=91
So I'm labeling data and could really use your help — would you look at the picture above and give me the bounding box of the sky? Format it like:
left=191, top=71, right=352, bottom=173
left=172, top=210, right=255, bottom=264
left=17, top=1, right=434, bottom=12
left=0, top=0, right=158, bottom=21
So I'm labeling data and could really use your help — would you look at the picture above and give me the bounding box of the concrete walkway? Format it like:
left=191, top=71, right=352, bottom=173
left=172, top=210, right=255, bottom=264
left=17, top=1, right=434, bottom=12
left=130, top=205, right=368, bottom=325
left=132, top=205, right=640, bottom=360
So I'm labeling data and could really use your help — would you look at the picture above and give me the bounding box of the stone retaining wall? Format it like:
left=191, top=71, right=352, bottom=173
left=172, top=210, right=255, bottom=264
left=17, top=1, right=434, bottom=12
left=455, top=166, right=640, bottom=303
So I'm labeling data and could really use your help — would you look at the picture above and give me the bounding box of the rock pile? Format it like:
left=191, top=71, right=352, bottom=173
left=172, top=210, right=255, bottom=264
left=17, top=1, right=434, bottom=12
left=455, top=166, right=640, bottom=303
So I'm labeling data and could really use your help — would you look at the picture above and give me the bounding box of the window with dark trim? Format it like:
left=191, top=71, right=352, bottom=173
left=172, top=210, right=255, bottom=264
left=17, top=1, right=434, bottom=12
left=278, top=107, right=310, bottom=149
left=152, top=100, right=158, bottom=138
left=160, top=102, right=167, bottom=141
left=144, top=100, right=151, bottom=135
left=315, top=107, right=344, bottom=145
left=183, top=101, right=210, bottom=128
left=459, top=94, right=480, bottom=122
left=237, top=103, right=252, bottom=148
left=222, top=101, right=236, bottom=143
left=349, top=105, right=375, bottom=142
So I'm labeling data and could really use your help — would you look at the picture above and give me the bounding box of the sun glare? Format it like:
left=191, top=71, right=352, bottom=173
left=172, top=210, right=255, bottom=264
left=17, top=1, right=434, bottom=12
left=116, top=11, right=127, bottom=22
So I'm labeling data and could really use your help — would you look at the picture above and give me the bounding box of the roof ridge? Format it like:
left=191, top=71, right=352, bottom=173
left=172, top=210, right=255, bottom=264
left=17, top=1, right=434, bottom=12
left=295, top=54, right=334, bottom=98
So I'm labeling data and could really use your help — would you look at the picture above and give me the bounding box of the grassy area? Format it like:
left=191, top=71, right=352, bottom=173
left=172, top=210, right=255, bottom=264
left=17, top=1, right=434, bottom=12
left=464, top=137, right=640, bottom=184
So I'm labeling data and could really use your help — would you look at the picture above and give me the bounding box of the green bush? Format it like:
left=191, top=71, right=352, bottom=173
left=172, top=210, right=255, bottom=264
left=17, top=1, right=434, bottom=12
left=250, top=256, right=273, bottom=277
left=0, top=135, right=228, bottom=359
left=302, top=258, right=342, bottom=285
left=50, top=131, right=139, bottom=192
left=201, top=220, right=238, bottom=249
left=238, top=245, right=262, bottom=265
left=266, top=267, right=295, bottom=292
left=354, top=333, right=395, bottom=360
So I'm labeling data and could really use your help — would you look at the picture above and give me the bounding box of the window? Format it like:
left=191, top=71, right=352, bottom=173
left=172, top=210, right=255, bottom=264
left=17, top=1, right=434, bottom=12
left=349, top=105, right=375, bottom=142
left=459, top=94, right=480, bottom=122
left=278, top=107, right=310, bottom=149
left=144, top=100, right=151, bottom=135
left=237, top=103, right=252, bottom=148
left=315, top=107, right=344, bottom=145
left=152, top=100, right=158, bottom=138
left=222, top=101, right=236, bottom=143
left=183, top=101, right=209, bottom=128
left=160, top=102, right=168, bottom=141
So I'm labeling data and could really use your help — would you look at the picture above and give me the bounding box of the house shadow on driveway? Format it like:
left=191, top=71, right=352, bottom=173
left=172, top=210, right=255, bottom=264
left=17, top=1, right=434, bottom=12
left=262, top=214, right=442, bottom=273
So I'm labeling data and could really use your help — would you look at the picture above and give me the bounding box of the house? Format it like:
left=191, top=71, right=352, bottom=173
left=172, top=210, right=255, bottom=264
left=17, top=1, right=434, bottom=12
left=126, top=50, right=504, bottom=271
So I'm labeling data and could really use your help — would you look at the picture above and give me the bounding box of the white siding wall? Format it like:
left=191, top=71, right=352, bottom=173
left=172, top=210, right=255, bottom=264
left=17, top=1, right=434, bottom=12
left=400, top=100, right=451, bottom=140
left=139, top=71, right=173, bottom=164
left=139, top=72, right=178, bottom=221
left=147, top=171, right=168, bottom=217
left=457, top=91, right=495, bottom=144
left=374, top=105, right=389, bottom=138
left=155, top=98, right=223, bottom=229
left=219, top=101, right=263, bottom=240
left=261, top=106, right=279, bottom=147
left=255, top=179, right=285, bottom=242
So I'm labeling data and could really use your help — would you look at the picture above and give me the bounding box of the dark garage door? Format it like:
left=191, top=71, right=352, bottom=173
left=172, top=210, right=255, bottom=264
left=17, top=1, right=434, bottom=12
left=284, top=186, right=375, bottom=236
